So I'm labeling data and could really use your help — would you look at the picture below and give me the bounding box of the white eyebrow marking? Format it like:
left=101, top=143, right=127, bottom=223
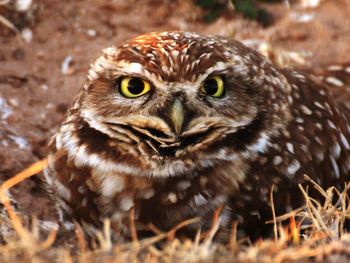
left=116, top=61, right=145, bottom=75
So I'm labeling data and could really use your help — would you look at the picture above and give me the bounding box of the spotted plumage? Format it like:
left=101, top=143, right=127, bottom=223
left=43, top=32, right=350, bottom=241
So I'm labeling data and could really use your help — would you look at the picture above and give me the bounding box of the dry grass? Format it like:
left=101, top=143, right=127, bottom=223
left=0, top=0, right=344, bottom=261
left=1, top=156, right=350, bottom=262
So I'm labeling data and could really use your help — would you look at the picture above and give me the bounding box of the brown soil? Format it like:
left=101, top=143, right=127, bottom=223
left=1, top=0, right=350, bottom=235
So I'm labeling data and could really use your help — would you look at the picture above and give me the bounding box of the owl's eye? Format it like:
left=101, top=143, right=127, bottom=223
left=202, top=76, right=225, bottom=98
left=119, top=77, right=151, bottom=98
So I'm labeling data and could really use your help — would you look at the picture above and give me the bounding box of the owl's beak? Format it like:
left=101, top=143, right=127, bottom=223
left=170, top=98, right=184, bottom=135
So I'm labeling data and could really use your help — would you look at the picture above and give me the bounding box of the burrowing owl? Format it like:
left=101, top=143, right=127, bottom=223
left=43, top=32, right=350, bottom=240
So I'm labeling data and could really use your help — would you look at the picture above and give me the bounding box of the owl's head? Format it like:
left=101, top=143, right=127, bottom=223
left=68, top=32, right=292, bottom=177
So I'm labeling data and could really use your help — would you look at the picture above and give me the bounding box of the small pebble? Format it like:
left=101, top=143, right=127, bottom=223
left=15, top=0, right=32, bottom=11
left=61, top=55, right=74, bottom=75
left=21, top=28, right=33, bottom=43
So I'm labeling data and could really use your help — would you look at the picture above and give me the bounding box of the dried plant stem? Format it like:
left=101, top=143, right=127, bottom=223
left=0, top=150, right=65, bottom=248
left=129, top=208, right=139, bottom=245
left=270, top=184, right=278, bottom=241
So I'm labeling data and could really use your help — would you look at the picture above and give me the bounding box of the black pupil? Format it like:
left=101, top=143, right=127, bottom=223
left=128, top=78, right=144, bottom=94
left=203, top=78, right=218, bottom=95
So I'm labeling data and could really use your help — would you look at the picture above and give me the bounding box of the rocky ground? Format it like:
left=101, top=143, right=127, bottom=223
left=1, top=0, right=350, bottom=262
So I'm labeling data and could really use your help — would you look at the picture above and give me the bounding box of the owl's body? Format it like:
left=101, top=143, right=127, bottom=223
left=43, top=32, right=350, bottom=240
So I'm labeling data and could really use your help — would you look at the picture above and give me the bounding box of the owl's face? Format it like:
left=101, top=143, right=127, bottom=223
left=71, top=32, right=291, bottom=177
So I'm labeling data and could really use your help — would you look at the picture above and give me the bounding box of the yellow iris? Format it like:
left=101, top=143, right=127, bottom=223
left=119, top=77, right=151, bottom=98
left=202, top=76, right=225, bottom=98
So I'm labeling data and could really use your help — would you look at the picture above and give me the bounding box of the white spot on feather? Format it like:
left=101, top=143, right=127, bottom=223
left=286, top=143, right=294, bottom=154
left=139, top=189, right=155, bottom=199
left=100, top=176, right=125, bottom=198
left=247, top=133, right=270, bottom=153
left=340, top=133, right=350, bottom=150
left=177, top=180, right=191, bottom=190
left=331, top=142, right=341, bottom=159
left=296, top=117, right=304, bottom=123
left=326, top=77, right=344, bottom=87
left=194, top=194, right=208, bottom=206
left=300, top=105, right=312, bottom=115
left=315, top=151, right=324, bottom=162
left=57, top=198, right=72, bottom=213
left=327, top=120, right=337, bottom=130
left=287, top=160, right=300, bottom=176
left=119, top=196, right=134, bottom=211
left=168, top=192, right=177, bottom=203
left=171, top=50, right=179, bottom=58
left=81, top=198, right=88, bottom=207
left=330, top=156, right=340, bottom=178
left=314, top=102, right=325, bottom=110
left=55, top=181, right=72, bottom=201
left=273, top=156, right=283, bottom=165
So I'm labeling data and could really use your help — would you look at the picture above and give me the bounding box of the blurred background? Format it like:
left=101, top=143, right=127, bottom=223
left=0, top=0, right=350, bottom=222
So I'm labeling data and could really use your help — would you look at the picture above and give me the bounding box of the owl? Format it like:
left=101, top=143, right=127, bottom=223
left=43, top=31, right=350, bottom=241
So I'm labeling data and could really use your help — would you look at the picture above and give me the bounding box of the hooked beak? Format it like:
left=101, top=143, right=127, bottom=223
left=170, top=98, right=184, bottom=135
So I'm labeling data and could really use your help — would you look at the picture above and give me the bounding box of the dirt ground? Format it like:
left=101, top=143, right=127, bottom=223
left=1, top=0, right=350, bottom=242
